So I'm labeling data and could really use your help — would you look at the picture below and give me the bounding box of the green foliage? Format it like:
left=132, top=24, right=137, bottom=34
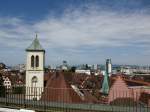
left=0, top=73, right=5, bottom=97
left=70, top=66, right=76, bottom=72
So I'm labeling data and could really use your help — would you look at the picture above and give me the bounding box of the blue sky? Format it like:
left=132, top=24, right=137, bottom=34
left=0, top=0, right=150, bottom=66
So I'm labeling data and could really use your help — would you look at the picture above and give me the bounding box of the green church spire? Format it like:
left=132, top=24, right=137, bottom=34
left=101, top=71, right=109, bottom=94
left=26, top=34, right=45, bottom=52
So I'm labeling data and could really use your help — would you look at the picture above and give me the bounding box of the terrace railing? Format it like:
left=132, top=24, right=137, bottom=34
left=0, top=85, right=149, bottom=112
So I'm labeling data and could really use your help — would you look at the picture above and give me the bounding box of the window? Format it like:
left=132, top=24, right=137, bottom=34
left=31, top=76, right=38, bottom=94
left=35, top=55, right=39, bottom=67
left=31, top=55, right=34, bottom=67
left=32, top=76, right=38, bottom=84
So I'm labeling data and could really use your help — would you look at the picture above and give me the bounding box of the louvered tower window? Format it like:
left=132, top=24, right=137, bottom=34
left=31, top=55, right=34, bottom=67
left=36, top=55, right=39, bottom=67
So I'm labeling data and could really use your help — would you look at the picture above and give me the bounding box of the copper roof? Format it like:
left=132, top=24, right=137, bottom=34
left=26, top=35, right=45, bottom=52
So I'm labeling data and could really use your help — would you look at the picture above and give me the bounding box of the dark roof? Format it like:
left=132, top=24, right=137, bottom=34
left=139, top=92, right=150, bottom=105
left=26, top=35, right=45, bottom=52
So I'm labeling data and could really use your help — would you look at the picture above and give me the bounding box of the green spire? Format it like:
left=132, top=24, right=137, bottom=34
left=26, top=34, right=45, bottom=52
left=101, top=71, right=109, bottom=94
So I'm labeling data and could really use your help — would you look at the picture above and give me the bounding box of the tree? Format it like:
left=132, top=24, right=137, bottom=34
left=70, top=66, right=76, bottom=72
left=0, top=73, right=5, bottom=97
left=0, top=63, right=5, bottom=70
left=85, top=64, right=89, bottom=70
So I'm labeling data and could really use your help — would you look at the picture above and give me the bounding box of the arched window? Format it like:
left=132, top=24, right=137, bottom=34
left=32, top=76, right=38, bottom=84
left=31, top=76, right=38, bottom=94
left=35, top=55, right=39, bottom=67
left=31, top=55, right=34, bottom=67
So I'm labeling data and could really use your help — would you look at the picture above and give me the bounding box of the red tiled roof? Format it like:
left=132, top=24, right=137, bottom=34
left=44, top=72, right=53, bottom=81
left=110, top=75, right=150, bottom=87
left=41, top=71, right=98, bottom=103
left=41, top=72, right=83, bottom=103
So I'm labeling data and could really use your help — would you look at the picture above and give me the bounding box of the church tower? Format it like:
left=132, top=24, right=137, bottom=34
left=25, top=34, right=45, bottom=100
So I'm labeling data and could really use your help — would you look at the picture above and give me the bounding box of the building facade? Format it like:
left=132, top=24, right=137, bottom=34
left=25, top=35, right=45, bottom=100
left=3, top=77, right=11, bottom=89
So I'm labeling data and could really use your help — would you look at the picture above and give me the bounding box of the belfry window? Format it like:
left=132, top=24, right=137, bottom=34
left=31, top=55, right=34, bottom=67
left=36, top=55, right=39, bottom=67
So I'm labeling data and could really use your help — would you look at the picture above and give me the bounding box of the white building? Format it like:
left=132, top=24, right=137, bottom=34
left=3, top=77, right=11, bottom=89
left=106, top=59, right=112, bottom=76
left=75, top=70, right=91, bottom=75
left=101, top=70, right=106, bottom=76
left=25, top=34, right=45, bottom=100
left=121, top=67, right=132, bottom=75
left=61, top=65, right=68, bottom=71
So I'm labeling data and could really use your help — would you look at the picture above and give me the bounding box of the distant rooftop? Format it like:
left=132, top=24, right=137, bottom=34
left=26, top=34, right=45, bottom=52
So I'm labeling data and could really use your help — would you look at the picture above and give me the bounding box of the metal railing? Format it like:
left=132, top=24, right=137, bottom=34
left=0, top=85, right=149, bottom=112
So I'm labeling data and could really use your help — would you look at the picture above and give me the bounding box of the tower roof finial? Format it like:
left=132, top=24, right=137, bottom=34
left=35, top=32, right=38, bottom=39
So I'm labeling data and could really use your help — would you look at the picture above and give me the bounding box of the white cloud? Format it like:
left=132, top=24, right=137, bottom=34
left=0, top=8, right=150, bottom=65
left=34, top=10, right=150, bottom=48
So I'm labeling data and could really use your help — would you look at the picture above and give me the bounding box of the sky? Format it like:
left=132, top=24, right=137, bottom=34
left=0, top=0, right=150, bottom=66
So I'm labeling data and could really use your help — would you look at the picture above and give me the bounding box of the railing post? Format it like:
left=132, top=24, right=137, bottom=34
left=44, top=87, right=46, bottom=111
left=5, top=87, right=8, bottom=106
left=24, top=85, right=26, bottom=108
left=136, top=92, right=137, bottom=112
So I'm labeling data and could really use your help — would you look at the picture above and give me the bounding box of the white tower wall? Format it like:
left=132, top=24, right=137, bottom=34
left=25, top=36, right=45, bottom=100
